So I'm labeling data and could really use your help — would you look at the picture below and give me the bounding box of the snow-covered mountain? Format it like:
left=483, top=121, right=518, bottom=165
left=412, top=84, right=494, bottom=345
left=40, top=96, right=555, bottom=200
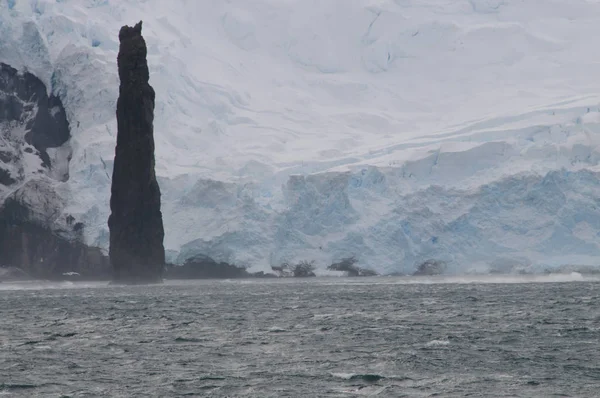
left=3, top=0, right=600, bottom=274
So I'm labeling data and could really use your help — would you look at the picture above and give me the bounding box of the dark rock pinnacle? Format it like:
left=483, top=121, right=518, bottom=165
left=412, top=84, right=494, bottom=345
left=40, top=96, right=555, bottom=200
left=108, top=21, right=165, bottom=284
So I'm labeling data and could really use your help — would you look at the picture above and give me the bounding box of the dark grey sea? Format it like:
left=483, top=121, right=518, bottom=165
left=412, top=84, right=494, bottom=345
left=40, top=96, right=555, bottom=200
left=1, top=276, right=600, bottom=397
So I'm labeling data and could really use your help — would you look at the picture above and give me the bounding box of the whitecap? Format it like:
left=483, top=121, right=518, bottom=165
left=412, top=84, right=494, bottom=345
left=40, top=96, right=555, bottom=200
left=425, top=339, right=450, bottom=346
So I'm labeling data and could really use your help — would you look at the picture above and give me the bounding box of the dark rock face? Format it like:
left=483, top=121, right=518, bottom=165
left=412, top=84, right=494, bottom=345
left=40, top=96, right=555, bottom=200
left=291, top=261, right=316, bottom=277
left=413, top=259, right=447, bottom=276
left=0, top=62, right=70, bottom=182
left=0, top=265, right=31, bottom=282
left=108, top=21, right=165, bottom=284
left=271, top=261, right=316, bottom=277
left=328, top=256, right=379, bottom=277
left=0, top=63, right=99, bottom=280
left=0, top=198, right=111, bottom=280
left=165, top=255, right=249, bottom=279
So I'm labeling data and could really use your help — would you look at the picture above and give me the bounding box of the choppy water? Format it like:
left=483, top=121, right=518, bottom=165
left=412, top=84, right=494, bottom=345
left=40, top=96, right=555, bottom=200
left=1, top=276, right=600, bottom=397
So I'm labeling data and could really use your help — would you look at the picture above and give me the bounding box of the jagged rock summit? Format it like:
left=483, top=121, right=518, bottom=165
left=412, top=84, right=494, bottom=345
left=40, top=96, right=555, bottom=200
left=108, top=21, right=165, bottom=284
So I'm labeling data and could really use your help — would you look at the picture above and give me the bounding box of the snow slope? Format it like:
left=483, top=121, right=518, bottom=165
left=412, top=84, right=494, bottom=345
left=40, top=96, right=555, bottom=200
left=3, top=0, right=600, bottom=273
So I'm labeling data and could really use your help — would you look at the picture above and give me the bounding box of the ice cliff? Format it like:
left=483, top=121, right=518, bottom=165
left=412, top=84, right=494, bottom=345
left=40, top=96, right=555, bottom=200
left=2, top=0, right=600, bottom=274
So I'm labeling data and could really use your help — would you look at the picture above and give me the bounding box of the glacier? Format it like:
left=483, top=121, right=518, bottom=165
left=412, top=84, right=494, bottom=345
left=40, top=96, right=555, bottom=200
left=2, top=0, right=600, bottom=274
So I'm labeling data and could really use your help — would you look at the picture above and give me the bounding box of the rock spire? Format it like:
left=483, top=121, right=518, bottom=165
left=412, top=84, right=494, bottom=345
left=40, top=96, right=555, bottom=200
left=108, top=21, right=165, bottom=284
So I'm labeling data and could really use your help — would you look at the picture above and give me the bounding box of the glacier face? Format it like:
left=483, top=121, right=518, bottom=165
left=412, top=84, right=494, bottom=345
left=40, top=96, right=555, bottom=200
left=3, top=0, right=600, bottom=273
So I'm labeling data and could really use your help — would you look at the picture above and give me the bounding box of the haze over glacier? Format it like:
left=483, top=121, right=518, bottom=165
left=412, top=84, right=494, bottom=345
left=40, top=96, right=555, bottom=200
left=3, top=0, right=600, bottom=274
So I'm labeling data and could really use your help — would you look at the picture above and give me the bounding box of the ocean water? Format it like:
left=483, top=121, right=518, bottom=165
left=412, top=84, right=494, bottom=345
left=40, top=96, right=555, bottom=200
left=1, top=276, right=600, bottom=397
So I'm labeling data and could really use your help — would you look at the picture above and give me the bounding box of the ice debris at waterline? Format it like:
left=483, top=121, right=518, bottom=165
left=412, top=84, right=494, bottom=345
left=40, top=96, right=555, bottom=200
left=108, top=21, right=165, bottom=284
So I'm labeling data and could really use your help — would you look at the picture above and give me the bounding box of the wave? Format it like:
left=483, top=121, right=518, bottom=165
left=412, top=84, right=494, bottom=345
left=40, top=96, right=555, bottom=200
left=0, top=281, right=109, bottom=291
left=1, top=272, right=598, bottom=291
left=311, top=272, right=600, bottom=285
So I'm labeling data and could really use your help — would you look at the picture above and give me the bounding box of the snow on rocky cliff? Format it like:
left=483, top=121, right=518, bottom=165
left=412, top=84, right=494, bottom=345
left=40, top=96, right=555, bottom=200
left=3, top=0, right=600, bottom=273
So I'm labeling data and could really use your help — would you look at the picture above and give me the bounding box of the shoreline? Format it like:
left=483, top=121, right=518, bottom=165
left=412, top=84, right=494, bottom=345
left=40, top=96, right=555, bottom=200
left=2, top=272, right=600, bottom=288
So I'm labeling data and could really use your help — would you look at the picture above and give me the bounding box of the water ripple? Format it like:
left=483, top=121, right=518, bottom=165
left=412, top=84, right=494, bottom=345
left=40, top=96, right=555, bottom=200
left=1, top=278, right=599, bottom=396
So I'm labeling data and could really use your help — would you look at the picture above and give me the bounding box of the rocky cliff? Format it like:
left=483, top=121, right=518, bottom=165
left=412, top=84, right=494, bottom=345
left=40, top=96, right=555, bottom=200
left=0, top=62, right=70, bottom=191
left=0, top=197, right=110, bottom=280
left=0, top=62, right=109, bottom=280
